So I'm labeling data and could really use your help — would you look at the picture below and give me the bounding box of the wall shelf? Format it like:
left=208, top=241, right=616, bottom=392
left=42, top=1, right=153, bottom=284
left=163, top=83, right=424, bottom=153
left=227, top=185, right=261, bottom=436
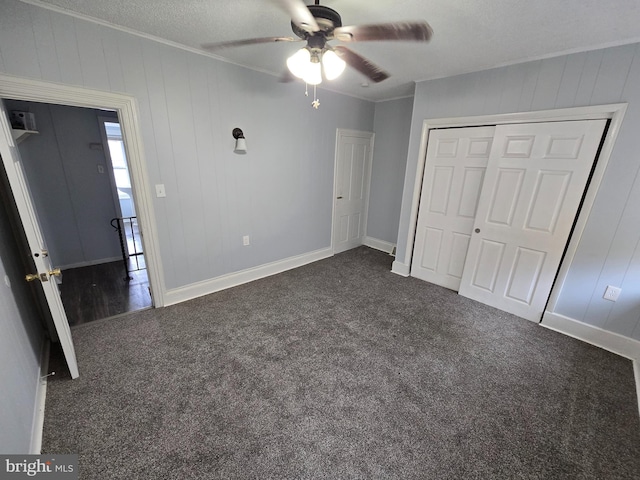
left=11, top=129, right=39, bottom=144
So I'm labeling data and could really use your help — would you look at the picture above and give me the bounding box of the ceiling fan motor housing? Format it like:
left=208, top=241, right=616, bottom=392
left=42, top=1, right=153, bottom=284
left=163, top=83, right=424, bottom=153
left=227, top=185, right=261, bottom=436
left=291, top=5, right=342, bottom=39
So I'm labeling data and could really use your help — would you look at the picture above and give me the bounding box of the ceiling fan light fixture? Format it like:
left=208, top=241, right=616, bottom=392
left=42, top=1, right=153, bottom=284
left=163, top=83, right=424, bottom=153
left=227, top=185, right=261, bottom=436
left=286, top=47, right=311, bottom=79
left=322, top=49, right=346, bottom=80
left=302, top=57, right=323, bottom=85
left=287, top=47, right=324, bottom=85
left=202, top=0, right=435, bottom=97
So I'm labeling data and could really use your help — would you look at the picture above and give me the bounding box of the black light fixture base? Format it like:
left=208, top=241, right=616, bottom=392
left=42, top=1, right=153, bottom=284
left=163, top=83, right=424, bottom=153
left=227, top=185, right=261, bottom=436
left=291, top=5, right=342, bottom=40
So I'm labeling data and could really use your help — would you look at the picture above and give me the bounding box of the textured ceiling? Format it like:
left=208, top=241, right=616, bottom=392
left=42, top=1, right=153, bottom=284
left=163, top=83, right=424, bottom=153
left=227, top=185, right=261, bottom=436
left=21, top=0, right=640, bottom=101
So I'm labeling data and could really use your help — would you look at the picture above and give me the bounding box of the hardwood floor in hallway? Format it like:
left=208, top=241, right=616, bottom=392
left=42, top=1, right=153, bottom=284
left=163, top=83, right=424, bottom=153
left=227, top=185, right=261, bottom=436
left=59, top=260, right=151, bottom=326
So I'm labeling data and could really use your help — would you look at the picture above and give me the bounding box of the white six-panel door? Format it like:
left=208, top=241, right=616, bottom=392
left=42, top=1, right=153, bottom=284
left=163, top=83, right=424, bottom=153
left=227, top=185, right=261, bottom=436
left=411, top=126, right=496, bottom=290
left=0, top=100, right=79, bottom=378
left=458, top=120, right=607, bottom=321
left=412, top=119, right=606, bottom=322
left=332, top=130, right=374, bottom=254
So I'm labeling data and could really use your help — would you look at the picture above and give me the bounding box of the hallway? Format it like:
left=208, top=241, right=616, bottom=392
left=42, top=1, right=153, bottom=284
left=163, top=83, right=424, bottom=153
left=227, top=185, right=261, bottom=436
left=60, top=260, right=151, bottom=326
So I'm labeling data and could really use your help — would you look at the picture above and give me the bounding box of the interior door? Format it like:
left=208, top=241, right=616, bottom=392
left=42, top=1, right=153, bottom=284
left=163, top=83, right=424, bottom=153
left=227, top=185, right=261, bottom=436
left=0, top=100, right=79, bottom=378
left=458, top=119, right=607, bottom=321
left=332, top=130, right=373, bottom=254
left=411, top=126, right=495, bottom=289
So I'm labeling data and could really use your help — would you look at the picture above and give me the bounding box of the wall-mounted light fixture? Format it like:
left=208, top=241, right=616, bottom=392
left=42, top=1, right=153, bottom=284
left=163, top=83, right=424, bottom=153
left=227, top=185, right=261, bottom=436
left=232, top=128, right=247, bottom=154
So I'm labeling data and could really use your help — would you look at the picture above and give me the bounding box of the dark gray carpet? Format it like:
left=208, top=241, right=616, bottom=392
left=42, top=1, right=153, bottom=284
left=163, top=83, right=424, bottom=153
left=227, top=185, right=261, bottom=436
left=43, top=247, right=640, bottom=479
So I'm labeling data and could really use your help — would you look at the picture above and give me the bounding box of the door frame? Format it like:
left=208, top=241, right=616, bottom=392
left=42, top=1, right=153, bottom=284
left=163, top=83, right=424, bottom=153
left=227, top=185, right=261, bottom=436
left=396, top=103, right=627, bottom=318
left=0, top=73, right=166, bottom=307
left=331, top=128, right=375, bottom=253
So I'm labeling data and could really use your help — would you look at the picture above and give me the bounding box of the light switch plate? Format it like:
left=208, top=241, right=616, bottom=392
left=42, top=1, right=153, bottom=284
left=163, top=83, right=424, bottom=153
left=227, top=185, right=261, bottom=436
left=155, top=184, right=166, bottom=198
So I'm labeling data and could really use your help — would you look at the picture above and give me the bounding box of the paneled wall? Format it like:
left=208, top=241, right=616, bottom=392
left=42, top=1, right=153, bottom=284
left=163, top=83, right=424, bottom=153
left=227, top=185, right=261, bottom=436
left=5, top=100, right=121, bottom=269
left=0, top=0, right=374, bottom=290
left=396, top=43, right=640, bottom=340
left=367, top=97, right=414, bottom=245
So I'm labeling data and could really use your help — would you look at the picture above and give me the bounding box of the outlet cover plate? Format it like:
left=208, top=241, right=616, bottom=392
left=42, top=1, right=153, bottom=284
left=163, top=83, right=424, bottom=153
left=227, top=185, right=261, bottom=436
left=603, top=285, right=622, bottom=301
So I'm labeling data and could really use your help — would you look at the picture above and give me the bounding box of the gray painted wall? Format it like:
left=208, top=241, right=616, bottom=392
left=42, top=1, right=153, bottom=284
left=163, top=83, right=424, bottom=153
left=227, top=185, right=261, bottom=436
left=5, top=100, right=121, bottom=269
left=0, top=0, right=374, bottom=291
left=396, top=43, right=640, bottom=340
left=367, top=97, right=414, bottom=245
left=0, top=166, right=45, bottom=453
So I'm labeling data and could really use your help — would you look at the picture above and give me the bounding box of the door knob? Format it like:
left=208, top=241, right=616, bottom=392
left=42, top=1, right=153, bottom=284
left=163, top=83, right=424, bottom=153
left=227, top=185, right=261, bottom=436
left=49, top=268, right=62, bottom=277
left=475, top=228, right=481, bottom=233
left=25, top=273, right=49, bottom=282
left=337, top=196, right=343, bottom=199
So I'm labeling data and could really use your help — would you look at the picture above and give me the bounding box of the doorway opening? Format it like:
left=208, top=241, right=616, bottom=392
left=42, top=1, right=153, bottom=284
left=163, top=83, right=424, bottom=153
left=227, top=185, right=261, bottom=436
left=395, top=104, right=626, bottom=324
left=4, top=99, right=152, bottom=326
left=409, top=120, right=607, bottom=321
left=100, top=118, right=148, bottom=279
left=1, top=73, right=165, bottom=377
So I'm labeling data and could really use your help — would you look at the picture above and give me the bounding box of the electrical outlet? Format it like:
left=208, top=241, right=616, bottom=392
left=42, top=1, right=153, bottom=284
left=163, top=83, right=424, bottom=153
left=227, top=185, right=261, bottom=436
left=243, top=235, right=250, bottom=246
left=97, top=164, right=105, bottom=174
left=603, top=285, right=622, bottom=302
left=155, top=184, right=166, bottom=198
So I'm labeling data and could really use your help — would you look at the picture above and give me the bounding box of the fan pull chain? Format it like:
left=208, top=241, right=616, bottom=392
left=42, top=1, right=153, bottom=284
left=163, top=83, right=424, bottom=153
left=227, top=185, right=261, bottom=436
left=312, top=85, right=320, bottom=109
left=302, top=83, right=319, bottom=109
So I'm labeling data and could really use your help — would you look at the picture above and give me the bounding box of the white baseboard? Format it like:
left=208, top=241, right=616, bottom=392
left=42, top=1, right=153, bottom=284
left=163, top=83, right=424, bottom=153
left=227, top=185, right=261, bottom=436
left=635, top=360, right=640, bottom=419
left=30, top=336, right=50, bottom=454
left=542, top=312, right=640, bottom=417
left=391, top=260, right=410, bottom=277
left=58, top=256, right=122, bottom=271
left=363, top=236, right=396, bottom=255
left=164, top=247, right=333, bottom=306
left=541, top=311, right=640, bottom=362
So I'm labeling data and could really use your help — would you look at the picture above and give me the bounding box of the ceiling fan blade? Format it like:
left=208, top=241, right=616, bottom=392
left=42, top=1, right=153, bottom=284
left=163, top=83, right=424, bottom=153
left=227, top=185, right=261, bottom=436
left=201, top=37, right=300, bottom=51
left=333, top=46, right=390, bottom=83
left=273, top=0, right=320, bottom=33
left=334, top=22, right=433, bottom=42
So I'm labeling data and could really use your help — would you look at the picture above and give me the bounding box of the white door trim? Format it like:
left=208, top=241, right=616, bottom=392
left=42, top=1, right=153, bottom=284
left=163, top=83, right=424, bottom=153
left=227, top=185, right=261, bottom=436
left=0, top=73, right=167, bottom=307
left=331, top=128, right=375, bottom=254
left=397, top=103, right=627, bottom=317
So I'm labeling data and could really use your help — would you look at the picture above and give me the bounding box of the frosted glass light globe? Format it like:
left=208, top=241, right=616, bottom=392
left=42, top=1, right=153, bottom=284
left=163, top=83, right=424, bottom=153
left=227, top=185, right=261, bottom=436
left=322, top=50, right=346, bottom=80
left=303, top=61, right=322, bottom=85
left=287, top=48, right=311, bottom=79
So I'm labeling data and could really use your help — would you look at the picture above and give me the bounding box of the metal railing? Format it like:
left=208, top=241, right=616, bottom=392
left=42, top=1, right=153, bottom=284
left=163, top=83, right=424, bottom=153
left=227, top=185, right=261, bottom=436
left=111, top=216, right=145, bottom=281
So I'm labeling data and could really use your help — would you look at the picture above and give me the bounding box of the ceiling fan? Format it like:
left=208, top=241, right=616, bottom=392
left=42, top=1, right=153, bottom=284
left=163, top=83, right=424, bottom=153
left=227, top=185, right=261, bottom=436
left=201, top=0, right=433, bottom=91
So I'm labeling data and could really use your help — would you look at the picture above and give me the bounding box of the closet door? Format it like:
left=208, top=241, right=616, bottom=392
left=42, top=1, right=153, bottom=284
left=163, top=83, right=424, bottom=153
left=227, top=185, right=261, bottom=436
left=458, top=120, right=607, bottom=321
left=411, top=126, right=495, bottom=290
